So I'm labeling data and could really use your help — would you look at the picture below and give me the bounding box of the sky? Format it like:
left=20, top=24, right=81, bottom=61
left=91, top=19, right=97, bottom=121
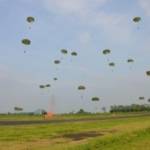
left=0, top=0, right=150, bottom=113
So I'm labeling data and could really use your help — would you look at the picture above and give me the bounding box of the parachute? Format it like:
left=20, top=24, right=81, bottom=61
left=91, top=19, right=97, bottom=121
left=78, top=85, right=86, bottom=99
left=103, top=49, right=111, bottom=55
left=21, top=38, right=31, bottom=45
left=109, top=62, right=115, bottom=67
left=71, top=51, right=78, bottom=56
left=45, top=84, right=51, bottom=87
left=21, top=38, right=31, bottom=53
left=139, top=97, right=145, bottom=100
left=102, top=49, right=111, bottom=62
left=61, top=49, right=68, bottom=54
left=133, top=17, right=141, bottom=30
left=146, top=71, right=150, bottom=76
left=53, top=77, right=58, bottom=81
left=91, top=97, right=100, bottom=112
left=39, top=85, right=45, bottom=89
left=127, top=59, right=134, bottom=70
left=14, top=107, right=23, bottom=111
left=91, top=97, right=100, bottom=101
left=133, top=17, right=141, bottom=23
left=26, top=16, right=35, bottom=23
left=26, top=16, right=35, bottom=29
left=127, top=59, right=134, bottom=63
left=54, top=60, right=61, bottom=64
left=78, top=85, right=86, bottom=90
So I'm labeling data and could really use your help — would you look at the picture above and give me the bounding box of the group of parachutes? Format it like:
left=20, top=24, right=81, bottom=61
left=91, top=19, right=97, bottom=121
left=21, top=16, right=150, bottom=104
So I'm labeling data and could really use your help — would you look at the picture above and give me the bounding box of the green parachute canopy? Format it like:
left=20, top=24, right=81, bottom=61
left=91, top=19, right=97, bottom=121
left=133, top=17, right=141, bottom=23
left=54, top=60, right=61, bottom=64
left=61, top=49, right=68, bottom=54
left=39, top=85, right=45, bottom=89
left=71, top=51, right=78, bottom=56
left=45, top=84, right=51, bottom=87
left=26, top=16, right=35, bottom=23
left=53, top=77, right=58, bottom=81
left=21, top=38, right=31, bottom=45
left=146, top=71, right=150, bottom=76
left=127, top=59, right=134, bottom=63
left=139, top=96, right=145, bottom=100
left=14, top=107, right=23, bottom=111
left=91, top=97, right=100, bottom=101
left=78, top=85, right=86, bottom=90
left=109, top=62, right=115, bottom=67
left=103, top=49, right=111, bottom=55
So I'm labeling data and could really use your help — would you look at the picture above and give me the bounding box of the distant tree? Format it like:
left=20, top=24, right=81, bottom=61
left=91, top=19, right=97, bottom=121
left=77, top=109, right=86, bottom=114
left=110, top=104, right=150, bottom=113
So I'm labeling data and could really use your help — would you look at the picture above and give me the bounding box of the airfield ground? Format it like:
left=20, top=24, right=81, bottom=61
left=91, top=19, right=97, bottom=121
left=0, top=113, right=150, bottom=150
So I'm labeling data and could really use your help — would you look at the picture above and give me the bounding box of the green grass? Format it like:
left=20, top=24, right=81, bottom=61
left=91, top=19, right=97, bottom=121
left=0, top=112, right=149, bottom=121
left=71, top=128, right=150, bottom=150
left=0, top=113, right=150, bottom=150
left=0, top=114, right=43, bottom=121
left=0, top=113, right=111, bottom=121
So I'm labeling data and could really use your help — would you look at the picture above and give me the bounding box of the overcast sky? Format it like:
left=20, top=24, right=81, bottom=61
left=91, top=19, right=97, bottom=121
left=0, top=0, right=150, bottom=113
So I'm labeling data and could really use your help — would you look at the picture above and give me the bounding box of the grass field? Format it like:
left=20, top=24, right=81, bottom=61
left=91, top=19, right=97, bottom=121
left=0, top=113, right=150, bottom=150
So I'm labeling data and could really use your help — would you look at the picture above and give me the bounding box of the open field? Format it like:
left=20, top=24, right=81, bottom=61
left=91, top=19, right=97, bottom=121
left=0, top=112, right=150, bottom=126
left=0, top=113, right=150, bottom=150
left=0, top=112, right=149, bottom=121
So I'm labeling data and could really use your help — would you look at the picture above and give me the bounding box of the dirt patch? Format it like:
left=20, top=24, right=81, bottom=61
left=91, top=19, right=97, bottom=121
left=107, top=129, right=118, bottom=133
left=62, top=131, right=104, bottom=141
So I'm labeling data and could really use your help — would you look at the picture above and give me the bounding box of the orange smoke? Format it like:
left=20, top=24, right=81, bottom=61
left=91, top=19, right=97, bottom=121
left=44, top=112, right=54, bottom=120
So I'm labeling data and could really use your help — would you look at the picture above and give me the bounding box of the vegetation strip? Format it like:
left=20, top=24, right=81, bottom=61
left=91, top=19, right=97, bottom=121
left=1, top=113, right=150, bottom=126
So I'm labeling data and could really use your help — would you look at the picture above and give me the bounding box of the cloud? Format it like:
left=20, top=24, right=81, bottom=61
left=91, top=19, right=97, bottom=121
left=0, top=64, right=10, bottom=79
left=43, top=0, right=132, bottom=44
left=0, top=64, right=38, bottom=86
left=79, top=32, right=92, bottom=45
left=44, top=0, right=109, bottom=16
left=138, top=0, right=150, bottom=16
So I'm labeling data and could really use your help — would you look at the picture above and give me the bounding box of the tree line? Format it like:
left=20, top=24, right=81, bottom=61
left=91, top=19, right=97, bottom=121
left=110, top=104, right=150, bottom=113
